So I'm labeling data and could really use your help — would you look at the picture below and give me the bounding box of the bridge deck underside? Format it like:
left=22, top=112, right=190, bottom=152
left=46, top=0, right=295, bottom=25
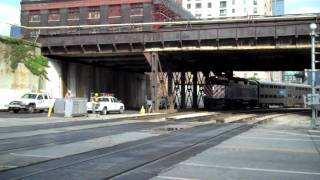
left=159, top=49, right=311, bottom=72
left=49, top=48, right=312, bottom=72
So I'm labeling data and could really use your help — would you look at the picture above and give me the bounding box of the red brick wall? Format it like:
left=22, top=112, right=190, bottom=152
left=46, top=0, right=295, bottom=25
left=22, top=0, right=152, bottom=11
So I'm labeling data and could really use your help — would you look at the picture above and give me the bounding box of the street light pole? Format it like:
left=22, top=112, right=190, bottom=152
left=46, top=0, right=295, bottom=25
left=310, top=23, right=317, bottom=129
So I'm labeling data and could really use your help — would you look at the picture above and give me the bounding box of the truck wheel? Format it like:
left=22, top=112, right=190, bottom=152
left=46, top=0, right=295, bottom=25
left=119, top=107, right=124, bottom=114
left=100, top=107, right=107, bottom=115
left=13, top=109, right=20, bottom=113
left=28, top=105, right=36, bottom=113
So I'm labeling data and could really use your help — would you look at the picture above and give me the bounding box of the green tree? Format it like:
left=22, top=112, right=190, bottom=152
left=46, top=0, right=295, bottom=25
left=248, top=76, right=260, bottom=81
left=0, top=36, right=49, bottom=79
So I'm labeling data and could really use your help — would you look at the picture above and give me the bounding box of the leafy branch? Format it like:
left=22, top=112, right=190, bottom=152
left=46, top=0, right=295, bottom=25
left=0, top=36, right=49, bottom=79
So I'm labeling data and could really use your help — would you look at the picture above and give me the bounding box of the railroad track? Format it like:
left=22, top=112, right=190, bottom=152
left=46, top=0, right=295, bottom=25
left=0, top=113, right=286, bottom=180
left=0, top=122, right=167, bottom=155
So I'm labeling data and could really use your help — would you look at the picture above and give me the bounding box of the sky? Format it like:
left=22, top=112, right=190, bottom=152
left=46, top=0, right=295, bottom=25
left=0, top=0, right=319, bottom=36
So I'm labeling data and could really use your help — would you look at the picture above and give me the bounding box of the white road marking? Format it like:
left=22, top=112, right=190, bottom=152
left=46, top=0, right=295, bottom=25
left=181, top=163, right=320, bottom=176
left=157, top=176, right=199, bottom=180
left=236, top=136, right=320, bottom=142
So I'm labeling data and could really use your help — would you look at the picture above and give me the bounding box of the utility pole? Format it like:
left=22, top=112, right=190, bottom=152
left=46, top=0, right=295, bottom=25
left=310, top=23, right=318, bottom=129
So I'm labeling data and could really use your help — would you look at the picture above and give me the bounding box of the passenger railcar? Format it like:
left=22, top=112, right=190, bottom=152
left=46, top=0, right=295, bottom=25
left=204, top=77, right=312, bottom=109
left=258, top=81, right=311, bottom=107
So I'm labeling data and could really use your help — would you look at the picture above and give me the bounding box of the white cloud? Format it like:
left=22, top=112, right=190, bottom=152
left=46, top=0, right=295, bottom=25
left=0, top=3, right=20, bottom=36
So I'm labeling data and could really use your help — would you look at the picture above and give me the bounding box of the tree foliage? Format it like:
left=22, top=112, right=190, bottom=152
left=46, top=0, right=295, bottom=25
left=0, top=36, right=49, bottom=79
left=248, top=76, right=260, bottom=81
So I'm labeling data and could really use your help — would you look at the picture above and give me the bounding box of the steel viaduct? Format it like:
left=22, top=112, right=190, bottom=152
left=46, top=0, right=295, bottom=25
left=33, top=14, right=320, bottom=110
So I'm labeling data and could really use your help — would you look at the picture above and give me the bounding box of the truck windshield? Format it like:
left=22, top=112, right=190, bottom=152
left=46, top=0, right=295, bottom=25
left=21, top=94, right=37, bottom=99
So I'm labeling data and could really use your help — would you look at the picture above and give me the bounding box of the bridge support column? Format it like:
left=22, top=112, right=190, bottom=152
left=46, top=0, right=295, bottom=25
left=226, top=70, right=233, bottom=79
left=192, top=71, right=198, bottom=109
left=167, top=70, right=174, bottom=111
left=151, top=52, right=159, bottom=112
left=181, top=71, right=186, bottom=109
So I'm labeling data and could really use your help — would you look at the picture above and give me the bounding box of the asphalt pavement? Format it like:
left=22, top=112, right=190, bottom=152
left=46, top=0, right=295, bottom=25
left=0, top=112, right=318, bottom=180
left=152, top=114, right=320, bottom=180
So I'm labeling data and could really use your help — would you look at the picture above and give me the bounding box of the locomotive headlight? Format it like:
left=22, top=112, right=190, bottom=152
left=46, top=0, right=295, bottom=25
left=310, top=23, right=317, bottom=31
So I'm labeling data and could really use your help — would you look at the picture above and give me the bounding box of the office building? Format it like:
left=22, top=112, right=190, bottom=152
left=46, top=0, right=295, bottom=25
left=272, top=0, right=284, bottom=16
left=182, top=0, right=272, bottom=19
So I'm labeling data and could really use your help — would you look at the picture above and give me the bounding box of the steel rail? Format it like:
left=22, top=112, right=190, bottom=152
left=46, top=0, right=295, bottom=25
left=4, top=123, right=238, bottom=180
left=0, top=112, right=285, bottom=180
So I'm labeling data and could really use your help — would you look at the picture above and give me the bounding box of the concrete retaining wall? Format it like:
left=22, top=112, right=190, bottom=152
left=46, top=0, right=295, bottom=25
left=0, top=41, right=41, bottom=110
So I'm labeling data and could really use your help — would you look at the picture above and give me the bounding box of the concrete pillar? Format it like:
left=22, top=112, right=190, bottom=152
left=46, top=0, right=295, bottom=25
left=151, top=52, right=159, bottom=112
left=61, top=61, right=69, bottom=96
left=46, top=58, right=63, bottom=98
left=167, top=70, right=174, bottom=111
left=192, top=71, right=198, bottom=109
left=68, top=63, right=77, bottom=96
left=181, top=71, right=186, bottom=109
left=226, top=70, right=233, bottom=79
left=203, top=71, right=210, bottom=84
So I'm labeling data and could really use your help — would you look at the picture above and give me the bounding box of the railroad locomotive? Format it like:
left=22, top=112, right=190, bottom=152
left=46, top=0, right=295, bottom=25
left=204, top=77, right=311, bottom=109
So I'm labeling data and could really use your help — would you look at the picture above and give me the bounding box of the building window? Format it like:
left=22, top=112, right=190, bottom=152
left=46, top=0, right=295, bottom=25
left=88, top=7, right=100, bottom=19
left=195, top=13, right=202, bottom=18
left=253, top=0, right=257, bottom=5
left=29, top=11, right=40, bottom=22
left=68, top=8, right=79, bottom=20
left=232, top=0, right=235, bottom=5
left=108, top=5, right=121, bottom=17
left=208, top=2, right=212, bottom=8
left=195, top=3, right=202, bottom=9
left=232, top=8, right=235, bottom=13
left=220, top=1, right=227, bottom=8
left=220, top=9, right=227, bottom=16
left=187, top=4, right=191, bottom=9
left=130, top=3, right=143, bottom=16
left=253, top=7, right=258, bottom=13
left=48, top=9, right=60, bottom=21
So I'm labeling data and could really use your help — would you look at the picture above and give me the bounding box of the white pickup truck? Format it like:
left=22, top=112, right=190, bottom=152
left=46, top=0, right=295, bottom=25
left=8, top=93, right=55, bottom=113
left=87, top=96, right=125, bottom=115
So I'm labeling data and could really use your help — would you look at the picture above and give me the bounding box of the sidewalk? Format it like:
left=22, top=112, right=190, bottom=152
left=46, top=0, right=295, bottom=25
left=153, top=113, right=320, bottom=180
